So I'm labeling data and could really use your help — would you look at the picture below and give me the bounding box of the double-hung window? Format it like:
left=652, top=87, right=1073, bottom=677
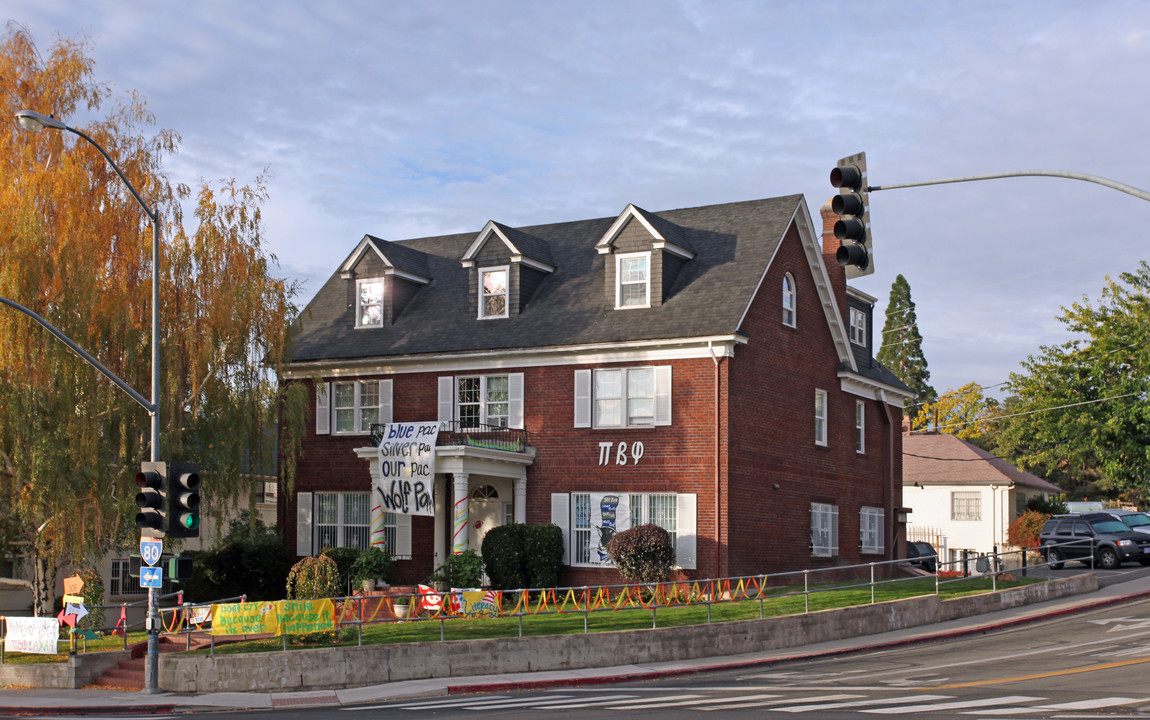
left=951, top=491, right=982, bottom=521
left=356, top=278, right=383, bottom=328
left=479, top=266, right=508, bottom=319
left=811, top=502, right=839, bottom=557
left=315, top=492, right=371, bottom=551
left=849, top=307, right=866, bottom=345
left=782, top=273, right=796, bottom=327
left=855, top=400, right=865, bottom=453
left=860, top=506, right=883, bottom=554
left=574, top=366, right=671, bottom=428
left=555, top=491, right=697, bottom=569
left=616, top=252, right=650, bottom=308
left=815, top=389, right=828, bottom=446
left=456, top=375, right=510, bottom=428
left=333, top=381, right=383, bottom=434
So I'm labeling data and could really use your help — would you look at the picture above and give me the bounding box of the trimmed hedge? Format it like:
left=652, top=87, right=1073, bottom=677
left=481, top=523, right=564, bottom=590
left=606, top=523, right=674, bottom=583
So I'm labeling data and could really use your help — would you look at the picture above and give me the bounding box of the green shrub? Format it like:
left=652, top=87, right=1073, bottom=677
left=285, top=554, right=339, bottom=599
left=481, top=524, right=527, bottom=590
left=76, top=567, right=104, bottom=631
left=606, top=524, right=675, bottom=584
left=350, top=546, right=393, bottom=586
left=183, top=534, right=293, bottom=602
left=322, top=546, right=362, bottom=595
left=1027, top=495, right=1068, bottom=515
left=430, top=549, right=483, bottom=588
left=523, top=523, right=564, bottom=589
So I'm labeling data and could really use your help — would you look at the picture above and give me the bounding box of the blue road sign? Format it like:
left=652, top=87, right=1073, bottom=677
left=140, top=566, right=163, bottom=589
left=140, top=538, right=163, bottom=566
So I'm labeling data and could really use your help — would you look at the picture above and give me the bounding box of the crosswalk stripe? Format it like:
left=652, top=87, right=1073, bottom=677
left=457, top=694, right=641, bottom=710
left=608, top=694, right=782, bottom=710
left=697, top=694, right=865, bottom=711
left=542, top=694, right=707, bottom=709
left=374, top=695, right=518, bottom=710
left=775, top=694, right=954, bottom=712
left=863, top=696, right=1044, bottom=713
left=1037, top=696, right=1150, bottom=710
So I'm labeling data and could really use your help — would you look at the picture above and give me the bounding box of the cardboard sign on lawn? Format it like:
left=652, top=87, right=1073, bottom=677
left=2, top=616, right=59, bottom=654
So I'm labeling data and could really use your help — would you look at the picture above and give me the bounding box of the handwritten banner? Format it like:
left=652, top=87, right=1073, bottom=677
left=211, top=602, right=279, bottom=636
left=448, top=590, right=501, bottom=618
left=373, top=422, right=439, bottom=518
left=2, top=616, right=59, bottom=654
left=275, top=599, right=334, bottom=636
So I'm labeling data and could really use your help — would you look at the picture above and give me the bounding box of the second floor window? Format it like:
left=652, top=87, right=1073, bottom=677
left=357, top=278, right=383, bottom=327
left=855, top=400, right=865, bottom=453
left=457, top=375, right=510, bottom=428
left=815, top=389, right=828, bottom=446
left=849, top=307, right=866, bottom=345
left=334, top=381, right=381, bottom=433
left=595, top=367, right=654, bottom=427
left=479, top=267, right=508, bottom=318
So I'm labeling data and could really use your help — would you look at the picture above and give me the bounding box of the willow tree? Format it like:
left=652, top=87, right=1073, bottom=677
left=0, top=26, right=301, bottom=616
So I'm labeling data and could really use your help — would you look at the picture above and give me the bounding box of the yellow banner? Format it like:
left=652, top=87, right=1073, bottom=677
left=62, top=594, right=84, bottom=605
left=275, top=599, right=335, bottom=636
left=451, top=590, right=500, bottom=618
left=211, top=601, right=279, bottom=636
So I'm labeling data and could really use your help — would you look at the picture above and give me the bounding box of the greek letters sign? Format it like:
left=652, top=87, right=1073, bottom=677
left=374, top=422, right=439, bottom=517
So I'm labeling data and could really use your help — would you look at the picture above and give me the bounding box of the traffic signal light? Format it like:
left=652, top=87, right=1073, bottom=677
left=830, top=152, right=875, bottom=278
left=168, top=554, right=194, bottom=582
left=135, top=461, right=167, bottom=538
left=167, top=462, right=201, bottom=538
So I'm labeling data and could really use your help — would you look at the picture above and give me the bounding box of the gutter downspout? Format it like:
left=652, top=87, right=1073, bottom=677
left=709, top=341, right=722, bottom=577
left=878, top=390, right=896, bottom=561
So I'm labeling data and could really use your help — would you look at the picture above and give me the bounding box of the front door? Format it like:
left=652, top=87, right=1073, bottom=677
left=468, top=485, right=503, bottom=553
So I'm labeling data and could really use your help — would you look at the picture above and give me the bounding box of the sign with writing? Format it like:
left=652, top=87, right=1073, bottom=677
left=3, top=617, right=59, bottom=654
left=447, top=590, right=501, bottom=618
left=584, top=493, right=632, bottom=565
left=63, top=575, right=84, bottom=596
left=140, top=538, right=163, bottom=566
left=596, top=441, right=646, bottom=466
left=274, top=599, right=335, bottom=636
left=140, top=566, right=163, bottom=588
left=373, top=422, right=439, bottom=518
left=211, top=602, right=279, bottom=636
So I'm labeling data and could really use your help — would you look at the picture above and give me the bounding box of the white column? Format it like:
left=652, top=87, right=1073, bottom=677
left=514, top=477, right=527, bottom=524
left=452, top=473, right=470, bottom=554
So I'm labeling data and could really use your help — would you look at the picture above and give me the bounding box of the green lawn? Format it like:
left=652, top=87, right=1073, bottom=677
left=0, top=574, right=1041, bottom=663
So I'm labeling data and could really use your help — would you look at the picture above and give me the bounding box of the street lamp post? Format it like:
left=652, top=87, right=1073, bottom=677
left=14, top=109, right=164, bottom=694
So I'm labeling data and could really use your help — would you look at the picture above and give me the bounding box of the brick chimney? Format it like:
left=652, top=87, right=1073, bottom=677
left=820, top=199, right=847, bottom=318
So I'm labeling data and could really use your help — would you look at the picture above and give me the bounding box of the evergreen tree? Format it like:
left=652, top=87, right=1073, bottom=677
left=877, top=274, right=936, bottom=423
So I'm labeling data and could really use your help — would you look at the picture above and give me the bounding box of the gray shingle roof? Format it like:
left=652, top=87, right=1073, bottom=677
left=289, top=195, right=805, bottom=363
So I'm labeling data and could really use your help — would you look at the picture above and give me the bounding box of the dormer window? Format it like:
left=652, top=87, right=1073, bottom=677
left=849, top=307, right=866, bottom=345
left=782, top=273, right=796, bottom=327
left=616, top=252, right=650, bottom=308
left=479, top=266, right=509, bottom=319
left=356, top=279, right=383, bottom=328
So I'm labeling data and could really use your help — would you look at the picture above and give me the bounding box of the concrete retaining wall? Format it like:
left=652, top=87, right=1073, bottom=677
left=159, top=574, right=1098, bottom=693
left=0, top=649, right=128, bottom=689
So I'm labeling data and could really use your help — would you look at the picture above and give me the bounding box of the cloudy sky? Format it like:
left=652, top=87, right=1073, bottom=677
left=8, top=1, right=1150, bottom=400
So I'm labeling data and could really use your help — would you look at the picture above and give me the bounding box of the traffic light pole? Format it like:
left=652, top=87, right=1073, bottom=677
left=867, top=169, right=1150, bottom=203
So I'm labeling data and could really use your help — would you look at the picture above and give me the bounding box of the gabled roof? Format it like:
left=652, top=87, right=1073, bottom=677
left=595, top=204, right=696, bottom=259
left=904, top=433, right=1062, bottom=492
left=338, top=234, right=432, bottom=283
left=461, top=221, right=555, bottom=271
left=288, top=194, right=871, bottom=375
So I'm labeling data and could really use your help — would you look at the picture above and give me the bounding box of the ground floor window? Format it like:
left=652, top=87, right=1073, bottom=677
left=811, top=502, right=839, bottom=557
left=109, top=558, right=173, bottom=597
left=860, top=506, right=883, bottom=554
left=315, top=492, right=372, bottom=551
left=553, top=491, right=696, bottom=569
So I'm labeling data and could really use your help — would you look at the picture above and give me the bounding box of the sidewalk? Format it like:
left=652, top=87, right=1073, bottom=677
left=3, top=573, right=1150, bottom=716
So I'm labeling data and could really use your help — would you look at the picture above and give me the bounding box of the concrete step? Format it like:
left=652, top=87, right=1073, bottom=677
left=90, top=660, right=145, bottom=690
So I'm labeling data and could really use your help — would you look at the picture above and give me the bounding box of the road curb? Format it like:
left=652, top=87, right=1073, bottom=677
left=447, top=588, right=1150, bottom=695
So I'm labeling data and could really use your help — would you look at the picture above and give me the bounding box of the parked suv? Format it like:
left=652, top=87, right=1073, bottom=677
left=1039, top=513, right=1150, bottom=569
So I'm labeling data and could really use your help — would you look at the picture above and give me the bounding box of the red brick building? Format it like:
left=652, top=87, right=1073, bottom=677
left=279, top=194, right=911, bottom=585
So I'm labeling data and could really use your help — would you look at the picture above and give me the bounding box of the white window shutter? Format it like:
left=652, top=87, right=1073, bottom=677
left=438, top=376, right=455, bottom=426
left=574, top=370, right=591, bottom=428
left=676, top=493, right=697, bottom=569
left=654, top=365, right=672, bottom=426
left=296, top=492, right=313, bottom=556
left=831, top=504, right=840, bottom=555
left=508, top=373, right=524, bottom=429
left=380, top=379, right=393, bottom=424
left=551, top=493, right=570, bottom=565
left=395, top=513, right=412, bottom=558
left=315, top=382, right=330, bottom=435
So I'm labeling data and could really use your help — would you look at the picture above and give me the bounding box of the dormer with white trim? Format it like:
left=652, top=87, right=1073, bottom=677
left=595, top=205, right=697, bottom=310
left=461, top=221, right=555, bottom=319
left=338, top=235, right=432, bottom=328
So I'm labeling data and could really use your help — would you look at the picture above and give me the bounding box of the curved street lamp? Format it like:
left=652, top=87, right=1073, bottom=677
left=14, top=109, right=163, bottom=695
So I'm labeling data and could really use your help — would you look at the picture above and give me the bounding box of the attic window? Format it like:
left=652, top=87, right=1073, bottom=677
left=479, top=266, right=508, bottom=319
left=616, top=252, right=650, bottom=309
left=356, top=279, right=383, bottom=328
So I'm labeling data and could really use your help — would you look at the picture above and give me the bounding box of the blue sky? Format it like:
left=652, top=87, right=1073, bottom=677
left=8, top=1, right=1150, bottom=400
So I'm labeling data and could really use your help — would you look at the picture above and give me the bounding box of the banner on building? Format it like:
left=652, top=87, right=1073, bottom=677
left=211, top=601, right=279, bottom=636
left=373, top=422, right=439, bottom=521
left=274, top=599, right=335, bottom=636
left=586, top=493, right=632, bottom=565
left=2, top=616, right=59, bottom=655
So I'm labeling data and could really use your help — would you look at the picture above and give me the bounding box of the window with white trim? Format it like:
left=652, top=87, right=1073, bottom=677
left=333, top=380, right=382, bottom=434
left=616, top=252, right=650, bottom=308
left=595, top=367, right=654, bottom=427
left=479, top=266, right=508, bottom=319
left=315, top=492, right=373, bottom=551
left=811, top=502, right=839, bottom=557
left=563, top=491, right=692, bottom=568
left=855, top=400, right=865, bottom=454
left=849, top=307, right=866, bottom=345
left=815, top=389, right=828, bottom=446
left=782, top=273, right=796, bottom=327
left=630, top=493, right=677, bottom=547
left=457, top=375, right=509, bottom=428
left=860, top=506, right=884, bottom=554
left=573, top=493, right=593, bottom=565
left=951, top=491, right=982, bottom=521
left=356, top=278, right=383, bottom=328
